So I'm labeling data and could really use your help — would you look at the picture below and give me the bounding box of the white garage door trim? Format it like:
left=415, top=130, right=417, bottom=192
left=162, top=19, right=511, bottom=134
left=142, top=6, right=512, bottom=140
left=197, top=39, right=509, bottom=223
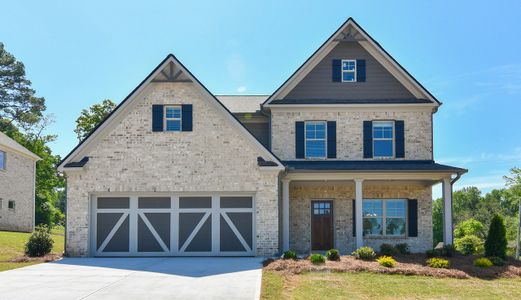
left=90, top=193, right=256, bottom=257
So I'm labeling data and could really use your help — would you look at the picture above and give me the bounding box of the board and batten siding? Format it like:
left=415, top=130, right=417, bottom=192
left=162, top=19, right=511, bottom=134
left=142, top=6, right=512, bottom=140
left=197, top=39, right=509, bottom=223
left=284, top=42, right=415, bottom=100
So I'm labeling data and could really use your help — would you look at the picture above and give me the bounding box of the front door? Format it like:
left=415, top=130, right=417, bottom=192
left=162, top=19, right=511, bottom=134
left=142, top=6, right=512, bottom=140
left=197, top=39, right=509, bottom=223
left=311, top=200, right=333, bottom=250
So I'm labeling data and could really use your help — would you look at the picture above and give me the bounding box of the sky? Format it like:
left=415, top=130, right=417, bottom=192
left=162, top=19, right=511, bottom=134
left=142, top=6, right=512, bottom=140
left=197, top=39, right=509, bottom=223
left=1, top=0, right=521, bottom=198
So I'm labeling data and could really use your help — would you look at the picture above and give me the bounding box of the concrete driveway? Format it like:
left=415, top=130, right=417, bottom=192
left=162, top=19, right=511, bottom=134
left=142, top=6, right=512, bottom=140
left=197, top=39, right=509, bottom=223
left=0, top=257, right=264, bottom=300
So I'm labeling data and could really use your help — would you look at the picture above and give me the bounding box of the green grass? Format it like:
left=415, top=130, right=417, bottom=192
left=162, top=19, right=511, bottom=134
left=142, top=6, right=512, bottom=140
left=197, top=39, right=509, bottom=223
left=0, top=228, right=64, bottom=272
left=262, top=271, right=521, bottom=300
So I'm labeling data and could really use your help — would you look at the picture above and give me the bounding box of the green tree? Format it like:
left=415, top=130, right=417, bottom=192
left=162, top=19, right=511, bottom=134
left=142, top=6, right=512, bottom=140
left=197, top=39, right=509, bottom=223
left=0, top=42, right=46, bottom=129
left=432, top=197, right=443, bottom=245
left=454, top=218, right=486, bottom=239
left=74, top=99, right=116, bottom=141
left=484, top=215, right=507, bottom=258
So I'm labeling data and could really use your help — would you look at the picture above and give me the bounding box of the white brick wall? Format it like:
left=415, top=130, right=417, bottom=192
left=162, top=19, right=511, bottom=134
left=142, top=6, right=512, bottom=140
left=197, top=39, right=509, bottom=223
left=271, top=109, right=432, bottom=160
left=0, top=149, right=35, bottom=232
left=65, top=82, right=280, bottom=257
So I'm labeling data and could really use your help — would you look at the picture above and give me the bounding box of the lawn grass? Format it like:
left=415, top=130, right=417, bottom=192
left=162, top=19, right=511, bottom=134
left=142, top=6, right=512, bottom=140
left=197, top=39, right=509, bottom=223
left=0, top=228, right=64, bottom=272
left=261, top=271, right=521, bottom=299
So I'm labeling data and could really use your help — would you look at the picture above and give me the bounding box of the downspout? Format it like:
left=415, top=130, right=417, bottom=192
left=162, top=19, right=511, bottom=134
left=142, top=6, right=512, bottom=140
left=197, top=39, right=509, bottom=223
left=63, top=174, right=68, bottom=257
left=448, top=172, right=464, bottom=246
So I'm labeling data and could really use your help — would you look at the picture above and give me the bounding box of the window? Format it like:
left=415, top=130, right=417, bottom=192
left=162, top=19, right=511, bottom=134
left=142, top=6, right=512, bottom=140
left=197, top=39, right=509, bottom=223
left=341, top=59, right=356, bottom=82
left=8, top=200, right=15, bottom=210
left=305, top=121, right=326, bottom=158
left=363, top=199, right=406, bottom=236
left=164, top=106, right=182, bottom=131
left=0, top=150, right=5, bottom=170
left=373, top=121, right=394, bottom=158
left=313, top=202, right=331, bottom=215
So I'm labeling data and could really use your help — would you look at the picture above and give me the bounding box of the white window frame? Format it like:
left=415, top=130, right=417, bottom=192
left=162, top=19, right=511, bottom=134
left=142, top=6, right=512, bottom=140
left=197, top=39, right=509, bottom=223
left=164, top=105, right=182, bottom=132
left=341, top=59, right=357, bottom=82
left=0, top=150, right=5, bottom=170
left=372, top=121, right=395, bottom=159
left=304, top=121, right=327, bottom=159
left=363, top=199, right=407, bottom=237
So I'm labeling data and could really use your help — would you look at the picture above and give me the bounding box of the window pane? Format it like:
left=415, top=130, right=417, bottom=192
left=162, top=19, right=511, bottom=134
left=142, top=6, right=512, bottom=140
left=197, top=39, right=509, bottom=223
left=0, top=151, right=4, bottom=169
left=342, top=61, right=355, bottom=71
left=306, top=140, right=326, bottom=158
left=374, top=140, right=393, bottom=157
left=363, top=218, right=383, bottom=235
left=386, top=200, right=406, bottom=217
left=386, top=218, right=406, bottom=236
left=342, top=72, right=355, bottom=82
left=363, top=200, right=382, bottom=217
left=166, top=120, right=181, bottom=131
left=166, top=107, right=181, bottom=118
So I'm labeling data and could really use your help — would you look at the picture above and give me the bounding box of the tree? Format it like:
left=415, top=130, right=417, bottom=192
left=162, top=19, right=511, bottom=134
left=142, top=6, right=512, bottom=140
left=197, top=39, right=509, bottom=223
left=74, top=99, right=116, bottom=141
left=454, top=218, right=486, bottom=239
left=0, top=42, right=46, bottom=129
left=432, top=198, right=443, bottom=245
left=484, top=215, right=507, bottom=258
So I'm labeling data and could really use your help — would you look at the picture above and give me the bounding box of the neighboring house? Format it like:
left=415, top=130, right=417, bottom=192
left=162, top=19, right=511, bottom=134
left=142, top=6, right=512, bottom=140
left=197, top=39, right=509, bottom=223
left=0, top=131, right=40, bottom=232
left=58, top=18, right=466, bottom=257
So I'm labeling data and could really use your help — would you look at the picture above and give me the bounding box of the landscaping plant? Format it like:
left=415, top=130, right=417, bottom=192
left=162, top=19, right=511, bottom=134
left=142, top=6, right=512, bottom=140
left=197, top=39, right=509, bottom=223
left=309, top=253, right=326, bottom=264
left=473, top=257, right=493, bottom=268
left=376, top=256, right=396, bottom=268
left=379, top=243, right=396, bottom=256
left=282, top=250, right=297, bottom=260
left=488, top=256, right=505, bottom=266
left=25, top=225, right=54, bottom=257
left=325, top=249, right=340, bottom=261
left=454, top=235, right=482, bottom=255
left=352, top=246, right=376, bottom=260
left=426, top=257, right=450, bottom=269
left=484, top=215, right=507, bottom=259
left=395, top=243, right=410, bottom=254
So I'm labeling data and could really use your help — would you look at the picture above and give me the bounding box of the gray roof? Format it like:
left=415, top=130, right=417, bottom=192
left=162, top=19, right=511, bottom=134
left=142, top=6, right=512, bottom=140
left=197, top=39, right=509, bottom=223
left=0, top=131, right=40, bottom=161
left=270, top=98, right=433, bottom=105
left=216, top=95, right=268, bottom=113
left=283, top=160, right=467, bottom=173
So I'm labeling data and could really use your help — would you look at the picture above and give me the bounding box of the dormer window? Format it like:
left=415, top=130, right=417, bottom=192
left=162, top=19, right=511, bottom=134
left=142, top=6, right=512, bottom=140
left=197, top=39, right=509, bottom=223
left=164, top=106, right=182, bottom=131
left=341, top=60, right=357, bottom=82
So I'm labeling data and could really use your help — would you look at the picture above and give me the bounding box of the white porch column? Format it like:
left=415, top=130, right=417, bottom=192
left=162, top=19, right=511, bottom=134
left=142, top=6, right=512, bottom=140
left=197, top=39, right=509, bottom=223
left=442, top=177, right=453, bottom=245
left=282, top=179, right=290, bottom=252
left=355, top=178, right=364, bottom=249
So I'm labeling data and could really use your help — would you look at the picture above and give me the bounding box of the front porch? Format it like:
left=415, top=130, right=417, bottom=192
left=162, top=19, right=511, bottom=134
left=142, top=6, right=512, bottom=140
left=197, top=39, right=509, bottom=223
left=281, top=169, right=463, bottom=254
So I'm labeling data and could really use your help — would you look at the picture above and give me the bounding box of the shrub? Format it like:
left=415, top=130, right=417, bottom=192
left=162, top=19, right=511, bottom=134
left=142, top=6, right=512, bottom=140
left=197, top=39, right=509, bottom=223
left=325, top=249, right=340, bottom=261
left=352, top=246, right=376, bottom=261
left=25, top=225, right=54, bottom=257
left=309, top=253, right=326, bottom=264
left=454, top=235, right=482, bottom=255
left=379, top=243, right=396, bottom=256
left=454, top=218, right=486, bottom=239
left=395, top=243, right=410, bottom=254
left=485, top=215, right=507, bottom=259
left=426, top=257, right=450, bottom=269
left=488, top=256, right=505, bottom=266
left=425, top=244, right=454, bottom=258
left=376, top=256, right=396, bottom=268
left=282, top=250, right=297, bottom=260
left=474, top=257, right=493, bottom=268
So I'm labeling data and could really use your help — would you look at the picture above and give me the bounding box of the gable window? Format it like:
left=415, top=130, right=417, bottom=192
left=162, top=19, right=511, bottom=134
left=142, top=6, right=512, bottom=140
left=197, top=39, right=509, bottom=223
left=373, top=121, right=394, bottom=158
left=164, top=106, right=182, bottom=131
left=341, top=59, right=357, bottom=82
left=0, top=150, right=5, bottom=170
left=363, top=199, right=406, bottom=236
left=305, top=121, right=327, bottom=158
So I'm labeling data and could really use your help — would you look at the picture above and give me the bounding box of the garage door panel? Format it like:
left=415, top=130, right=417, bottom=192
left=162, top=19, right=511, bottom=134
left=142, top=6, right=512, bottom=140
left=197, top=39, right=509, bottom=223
left=184, top=216, right=212, bottom=252
left=103, top=215, right=130, bottom=252
left=97, top=197, right=129, bottom=209
left=96, top=213, right=125, bottom=249
left=179, top=196, right=212, bottom=208
left=179, top=212, right=206, bottom=248
left=138, top=215, right=165, bottom=252
left=227, top=213, right=253, bottom=249
left=144, top=213, right=171, bottom=247
left=220, top=197, right=253, bottom=208
left=138, top=197, right=171, bottom=209
left=220, top=215, right=246, bottom=252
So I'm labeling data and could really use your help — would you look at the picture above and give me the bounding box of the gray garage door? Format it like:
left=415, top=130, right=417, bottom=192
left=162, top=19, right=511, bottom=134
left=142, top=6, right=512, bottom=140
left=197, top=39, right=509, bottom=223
left=93, top=195, right=254, bottom=256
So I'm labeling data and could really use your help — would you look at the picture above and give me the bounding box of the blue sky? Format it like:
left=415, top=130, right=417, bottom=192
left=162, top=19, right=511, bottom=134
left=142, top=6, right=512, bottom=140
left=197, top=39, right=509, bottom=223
left=1, top=1, right=521, bottom=198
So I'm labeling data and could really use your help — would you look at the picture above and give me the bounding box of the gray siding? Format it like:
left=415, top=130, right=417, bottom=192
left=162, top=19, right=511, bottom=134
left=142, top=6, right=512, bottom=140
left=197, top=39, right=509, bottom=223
left=285, top=42, right=415, bottom=100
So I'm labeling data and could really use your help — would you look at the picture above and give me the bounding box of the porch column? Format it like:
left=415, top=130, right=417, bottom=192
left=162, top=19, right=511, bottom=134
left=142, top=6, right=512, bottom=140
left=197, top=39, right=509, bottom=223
left=282, top=179, right=290, bottom=252
left=355, top=178, right=364, bottom=249
left=442, top=177, right=453, bottom=245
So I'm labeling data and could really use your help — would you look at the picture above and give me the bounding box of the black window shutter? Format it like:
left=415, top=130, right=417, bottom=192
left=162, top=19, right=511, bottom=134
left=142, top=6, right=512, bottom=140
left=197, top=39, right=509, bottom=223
left=356, top=59, right=366, bottom=82
left=295, top=121, right=305, bottom=159
left=152, top=105, right=164, bottom=132
left=363, top=121, right=373, bottom=158
left=395, top=120, right=405, bottom=158
left=332, top=59, right=342, bottom=82
left=408, top=199, right=418, bottom=237
left=327, top=121, right=336, bottom=158
left=181, top=104, right=193, bottom=131
left=352, top=199, right=356, bottom=236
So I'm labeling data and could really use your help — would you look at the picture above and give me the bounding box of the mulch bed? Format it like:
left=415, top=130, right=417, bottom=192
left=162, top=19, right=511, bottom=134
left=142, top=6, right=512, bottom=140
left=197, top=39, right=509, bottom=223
left=10, top=253, right=62, bottom=263
left=264, top=254, right=521, bottom=279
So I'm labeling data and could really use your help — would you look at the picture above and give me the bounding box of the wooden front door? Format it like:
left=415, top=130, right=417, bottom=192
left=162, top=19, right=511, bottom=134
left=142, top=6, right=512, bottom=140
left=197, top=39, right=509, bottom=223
left=311, top=200, right=333, bottom=250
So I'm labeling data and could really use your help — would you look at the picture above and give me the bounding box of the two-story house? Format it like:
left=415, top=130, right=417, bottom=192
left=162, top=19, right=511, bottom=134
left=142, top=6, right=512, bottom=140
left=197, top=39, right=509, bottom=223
left=58, top=18, right=466, bottom=257
left=0, top=131, right=40, bottom=232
